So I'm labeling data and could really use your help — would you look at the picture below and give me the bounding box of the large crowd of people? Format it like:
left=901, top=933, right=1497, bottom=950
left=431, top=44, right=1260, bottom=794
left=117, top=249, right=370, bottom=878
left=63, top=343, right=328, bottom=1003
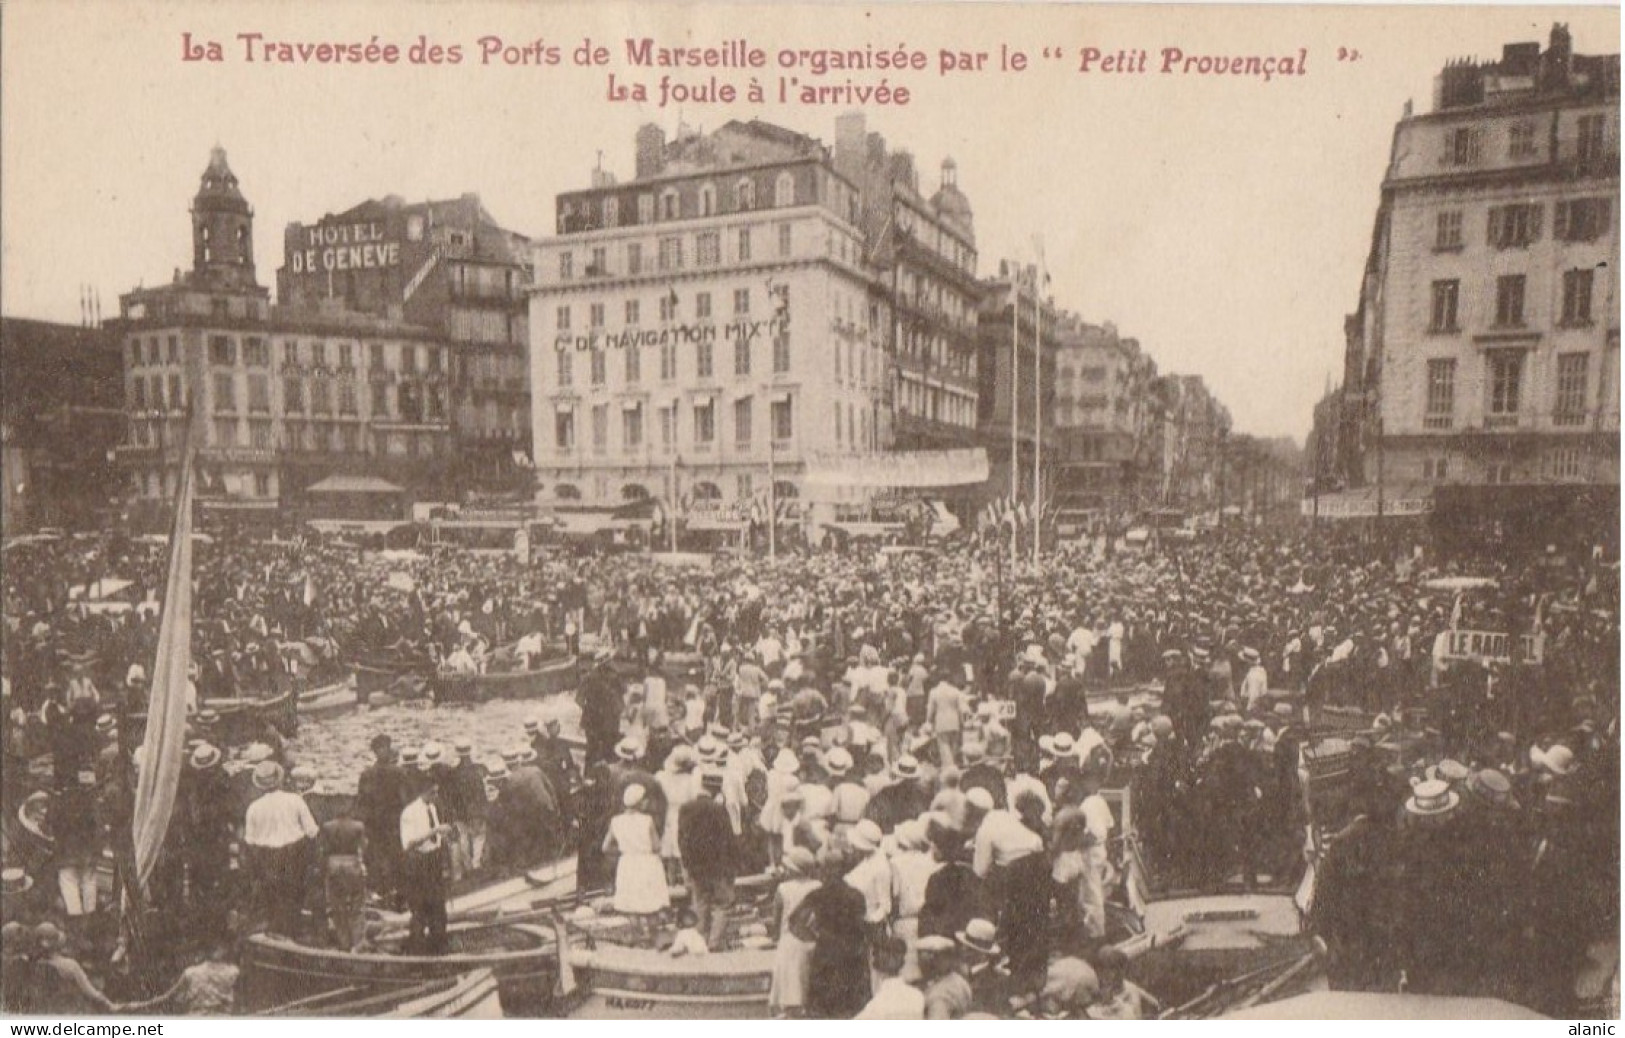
left=1, top=519, right=1618, bottom=1018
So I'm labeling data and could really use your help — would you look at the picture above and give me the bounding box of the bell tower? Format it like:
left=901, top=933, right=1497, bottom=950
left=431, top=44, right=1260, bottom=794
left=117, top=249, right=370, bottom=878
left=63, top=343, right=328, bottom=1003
left=190, top=146, right=257, bottom=291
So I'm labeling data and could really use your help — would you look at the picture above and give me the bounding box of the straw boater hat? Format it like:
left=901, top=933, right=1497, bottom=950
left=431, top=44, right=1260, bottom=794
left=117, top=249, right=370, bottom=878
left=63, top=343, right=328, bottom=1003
left=614, top=738, right=641, bottom=763
left=455, top=740, right=474, bottom=759
left=781, top=847, right=817, bottom=878
left=252, top=761, right=285, bottom=792
left=126, top=664, right=147, bottom=687
left=916, top=934, right=956, bottom=958
left=1048, top=732, right=1077, bottom=757
left=825, top=747, right=854, bottom=777
left=290, top=765, right=317, bottom=791
left=95, top=714, right=116, bottom=736
left=1468, top=769, right=1518, bottom=808
left=957, top=918, right=1001, bottom=958
left=1539, top=744, right=1577, bottom=777
left=189, top=743, right=222, bottom=771
left=523, top=719, right=541, bottom=735
left=2, top=868, right=33, bottom=896
left=1404, top=778, right=1459, bottom=819
left=848, top=819, right=883, bottom=853
left=1240, top=647, right=1260, bottom=664
left=892, top=755, right=921, bottom=780
left=965, top=788, right=995, bottom=813
left=726, top=731, right=748, bottom=751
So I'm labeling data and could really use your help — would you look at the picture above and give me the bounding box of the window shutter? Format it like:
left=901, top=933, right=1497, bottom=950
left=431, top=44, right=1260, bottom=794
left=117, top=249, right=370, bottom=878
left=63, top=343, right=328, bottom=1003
left=1592, top=200, right=1610, bottom=241
left=1487, top=207, right=1502, bottom=248
left=1528, top=204, right=1542, bottom=242
left=1554, top=201, right=1570, bottom=242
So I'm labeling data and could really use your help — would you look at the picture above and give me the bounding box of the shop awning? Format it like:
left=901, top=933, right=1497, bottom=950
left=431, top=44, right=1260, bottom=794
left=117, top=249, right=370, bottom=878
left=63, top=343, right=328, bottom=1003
left=803, top=448, right=989, bottom=490
left=1300, top=483, right=1434, bottom=519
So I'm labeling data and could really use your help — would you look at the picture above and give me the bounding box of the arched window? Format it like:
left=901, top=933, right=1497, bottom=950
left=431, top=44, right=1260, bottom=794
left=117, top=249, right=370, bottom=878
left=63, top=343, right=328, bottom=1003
left=621, top=483, right=650, bottom=501
left=698, top=183, right=717, bottom=217
left=735, top=178, right=755, bottom=211
left=555, top=483, right=581, bottom=500
left=774, top=172, right=795, bottom=208
left=692, top=481, right=722, bottom=500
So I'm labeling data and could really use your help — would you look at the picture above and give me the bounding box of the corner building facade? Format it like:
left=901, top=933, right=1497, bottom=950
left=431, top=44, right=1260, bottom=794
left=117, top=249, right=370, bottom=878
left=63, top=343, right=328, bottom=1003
left=531, top=121, right=885, bottom=519
left=1372, top=26, right=1619, bottom=546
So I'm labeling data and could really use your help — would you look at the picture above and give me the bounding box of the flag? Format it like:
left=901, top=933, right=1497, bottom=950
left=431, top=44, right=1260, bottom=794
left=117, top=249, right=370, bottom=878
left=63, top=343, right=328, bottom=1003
left=1449, top=592, right=1464, bottom=630
left=131, top=410, right=197, bottom=891
left=302, top=573, right=315, bottom=607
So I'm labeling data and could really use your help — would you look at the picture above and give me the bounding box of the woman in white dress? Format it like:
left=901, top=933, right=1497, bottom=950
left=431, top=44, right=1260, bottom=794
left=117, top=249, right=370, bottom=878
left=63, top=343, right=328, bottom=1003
left=760, top=751, right=800, bottom=870
left=656, top=745, right=701, bottom=884
left=768, top=847, right=819, bottom=1017
left=603, top=785, right=670, bottom=938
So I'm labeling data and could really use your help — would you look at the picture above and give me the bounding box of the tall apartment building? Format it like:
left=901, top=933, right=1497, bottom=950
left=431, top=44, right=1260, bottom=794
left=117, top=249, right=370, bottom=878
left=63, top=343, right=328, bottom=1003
left=831, top=113, right=983, bottom=458
left=978, top=263, right=1060, bottom=508
left=1363, top=25, right=1619, bottom=545
left=277, top=194, right=532, bottom=492
left=116, top=148, right=455, bottom=525
left=531, top=121, right=882, bottom=533
left=1051, top=316, right=1160, bottom=520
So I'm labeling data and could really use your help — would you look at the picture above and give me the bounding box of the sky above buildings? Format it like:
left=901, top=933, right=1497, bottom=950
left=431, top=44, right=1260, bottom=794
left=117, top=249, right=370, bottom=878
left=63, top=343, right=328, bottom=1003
left=2, top=1, right=1616, bottom=441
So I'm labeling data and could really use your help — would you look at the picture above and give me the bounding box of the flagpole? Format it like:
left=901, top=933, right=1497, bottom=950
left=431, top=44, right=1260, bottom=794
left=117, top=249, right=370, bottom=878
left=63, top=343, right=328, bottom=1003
left=669, top=448, right=679, bottom=553
left=1032, top=263, right=1044, bottom=567
left=1009, top=265, right=1019, bottom=568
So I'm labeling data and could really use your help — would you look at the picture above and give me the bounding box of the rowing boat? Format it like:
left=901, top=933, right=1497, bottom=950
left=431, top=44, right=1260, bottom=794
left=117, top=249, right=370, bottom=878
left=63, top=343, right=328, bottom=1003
left=431, top=657, right=579, bottom=705
left=238, top=922, right=560, bottom=1017
left=562, top=944, right=775, bottom=1019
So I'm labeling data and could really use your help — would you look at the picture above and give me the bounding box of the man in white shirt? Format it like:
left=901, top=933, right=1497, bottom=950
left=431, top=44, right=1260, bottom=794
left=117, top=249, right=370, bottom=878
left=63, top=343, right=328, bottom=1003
left=399, top=768, right=453, bottom=954
left=971, top=801, right=1044, bottom=879
left=1238, top=648, right=1269, bottom=714
left=1078, top=780, right=1116, bottom=939
left=243, top=761, right=318, bottom=938
left=856, top=935, right=924, bottom=1019
left=844, top=820, right=893, bottom=926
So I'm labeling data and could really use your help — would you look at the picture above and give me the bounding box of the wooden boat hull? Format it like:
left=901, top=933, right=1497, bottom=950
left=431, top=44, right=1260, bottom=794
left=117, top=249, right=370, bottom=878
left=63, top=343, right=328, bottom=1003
left=432, top=658, right=579, bottom=705
left=130, top=689, right=298, bottom=744
left=239, top=923, right=560, bottom=1017
left=564, top=944, right=774, bottom=1019
left=296, top=677, right=360, bottom=721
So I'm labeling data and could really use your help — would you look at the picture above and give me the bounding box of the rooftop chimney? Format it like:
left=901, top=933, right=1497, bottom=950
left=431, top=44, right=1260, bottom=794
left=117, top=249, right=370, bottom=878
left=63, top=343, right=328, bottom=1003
left=634, top=123, right=666, bottom=179
left=834, top=111, right=866, bottom=179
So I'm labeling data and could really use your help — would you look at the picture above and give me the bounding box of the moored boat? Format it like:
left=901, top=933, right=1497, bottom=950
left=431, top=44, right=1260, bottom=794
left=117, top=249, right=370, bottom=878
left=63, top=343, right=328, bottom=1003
left=562, top=943, right=775, bottom=1019
left=431, top=656, right=579, bottom=704
left=238, top=922, right=561, bottom=1017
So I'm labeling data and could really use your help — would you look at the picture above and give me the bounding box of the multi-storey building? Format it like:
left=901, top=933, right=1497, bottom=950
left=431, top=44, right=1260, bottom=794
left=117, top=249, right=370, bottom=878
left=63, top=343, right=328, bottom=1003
left=277, top=193, right=532, bottom=493
left=115, top=148, right=455, bottom=525
left=832, top=113, right=983, bottom=461
left=1051, top=316, right=1161, bottom=521
left=532, top=121, right=882, bottom=534
left=1362, top=25, right=1618, bottom=546
left=977, top=263, right=1060, bottom=509
left=0, top=318, right=124, bottom=535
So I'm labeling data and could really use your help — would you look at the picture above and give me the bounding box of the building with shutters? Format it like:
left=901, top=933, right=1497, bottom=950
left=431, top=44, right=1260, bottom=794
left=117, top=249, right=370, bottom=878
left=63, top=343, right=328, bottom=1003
left=1355, top=24, right=1619, bottom=547
left=531, top=120, right=885, bottom=540
left=115, top=148, right=455, bottom=527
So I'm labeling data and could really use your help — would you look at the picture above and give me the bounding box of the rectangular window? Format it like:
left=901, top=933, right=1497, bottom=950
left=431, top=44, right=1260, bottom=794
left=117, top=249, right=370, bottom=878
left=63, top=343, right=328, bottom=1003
left=1562, top=269, right=1595, bottom=326
left=834, top=402, right=843, bottom=445
left=734, top=338, right=751, bottom=377
left=311, top=380, right=331, bottom=414
left=556, top=305, right=572, bottom=331
left=625, top=345, right=641, bottom=383
left=1424, top=359, right=1455, bottom=429
left=150, top=375, right=164, bottom=410
left=312, top=342, right=327, bottom=367
left=627, top=242, right=643, bottom=275
left=734, top=288, right=750, bottom=315
left=370, top=381, right=388, bottom=417
left=738, top=227, right=752, bottom=262
left=1555, top=353, right=1589, bottom=425
left=1487, top=349, right=1523, bottom=423
left=250, top=421, right=273, bottom=450
left=1577, top=112, right=1608, bottom=163
left=426, top=346, right=441, bottom=373
left=1548, top=447, right=1583, bottom=480
left=400, top=345, right=416, bottom=373
left=734, top=397, right=752, bottom=445
left=693, top=401, right=715, bottom=444
left=369, top=343, right=385, bottom=369
left=625, top=299, right=641, bottom=325
left=1487, top=204, right=1542, bottom=248
left=337, top=342, right=353, bottom=369
left=254, top=472, right=271, bottom=498
left=1422, top=458, right=1449, bottom=481
left=244, top=337, right=269, bottom=367
left=660, top=406, right=674, bottom=449
left=131, top=377, right=146, bottom=410
left=737, top=473, right=753, bottom=500
left=697, top=232, right=721, bottom=267
left=658, top=236, right=684, bottom=272
left=772, top=397, right=792, bottom=441
left=559, top=251, right=574, bottom=280
left=169, top=374, right=183, bottom=409
left=1494, top=275, right=1526, bottom=327
left=662, top=342, right=679, bottom=381
left=659, top=293, right=678, bottom=322
left=623, top=404, right=643, bottom=449
left=773, top=331, right=791, bottom=374
left=555, top=411, right=575, bottom=450
left=557, top=350, right=573, bottom=387
left=591, top=404, right=608, bottom=453
left=1435, top=210, right=1463, bottom=250
left=589, top=303, right=605, bottom=328
left=208, top=336, right=234, bottom=366
left=778, top=222, right=793, bottom=257
left=590, top=350, right=606, bottom=386
left=1509, top=121, right=1537, bottom=159
left=589, top=246, right=607, bottom=276
left=338, top=382, right=357, bottom=415
left=1429, top=280, right=1459, bottom=333
left=212, top=372, right=235, bottom=412
left=1556, top=198, right=1611, bottom=242
left=697, top=339, right=713, bottom=378
left=212, top=418, right=237, bottom=447
left=696, top=292, right=712, bottom=319
left=637, top=194, right=654, bottom=223
left=1442, top=126, right=1482, bottom=166
left=248, top=374, right=270, bottom=413
left=167, top=336, right=179, bottom=364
